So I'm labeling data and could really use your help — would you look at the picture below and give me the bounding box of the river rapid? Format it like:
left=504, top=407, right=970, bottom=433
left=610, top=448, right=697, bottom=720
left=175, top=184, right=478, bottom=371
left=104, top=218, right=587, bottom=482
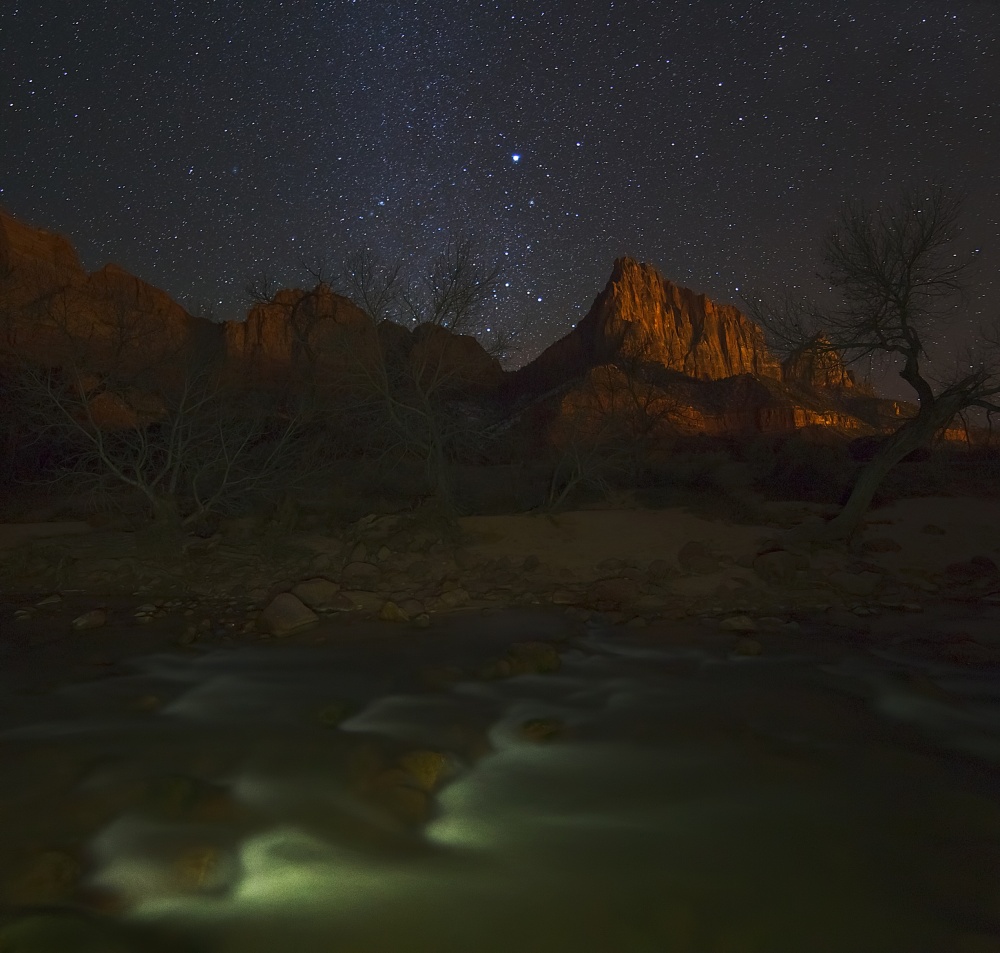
left=1, top=605, right=999, bottom=953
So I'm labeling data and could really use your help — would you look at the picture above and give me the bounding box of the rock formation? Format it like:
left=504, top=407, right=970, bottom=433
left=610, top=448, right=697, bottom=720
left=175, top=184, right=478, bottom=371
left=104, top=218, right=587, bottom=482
left=0, top=209, right=195, bottom=369
left=509, top=257, right=782, bottom=396
left=224, top=285, right=372, bottom=389
left=1, top=211, right=895, bottom=449
left=0, top=209, right=83, bottom=288
left=226, top=285, right=503, bottom=395
left=495, top=257, right=900, bottom=446
left=0, top=210, right=502, bottom=398
left=782, top=333, right=869, bottom=392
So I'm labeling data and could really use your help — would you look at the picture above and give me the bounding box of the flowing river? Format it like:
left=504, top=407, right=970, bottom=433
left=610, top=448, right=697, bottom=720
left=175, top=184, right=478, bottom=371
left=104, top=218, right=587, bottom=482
left=1, top=605, right=999, bottom=952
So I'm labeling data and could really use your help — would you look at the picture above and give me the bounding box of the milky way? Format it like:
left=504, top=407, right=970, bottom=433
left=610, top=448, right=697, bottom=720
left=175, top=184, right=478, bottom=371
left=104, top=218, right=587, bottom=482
left=2, top=0, right=997, bottom=370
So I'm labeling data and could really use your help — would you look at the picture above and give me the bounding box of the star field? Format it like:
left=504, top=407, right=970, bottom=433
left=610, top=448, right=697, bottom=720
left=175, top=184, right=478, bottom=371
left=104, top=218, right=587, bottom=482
left=2, top=0, right=998, bottom=374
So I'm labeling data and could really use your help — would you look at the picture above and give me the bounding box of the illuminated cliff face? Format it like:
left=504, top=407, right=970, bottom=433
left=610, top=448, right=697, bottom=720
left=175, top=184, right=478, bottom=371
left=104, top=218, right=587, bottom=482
left=0, top=210, right=195, bottom=369
left=501, top=257, right=887, bottom=448
left=588, top=258, right=783, bottom=380
left=545, top=364, right=874, bottom=449
left=510, top=257, right=785, bottom=396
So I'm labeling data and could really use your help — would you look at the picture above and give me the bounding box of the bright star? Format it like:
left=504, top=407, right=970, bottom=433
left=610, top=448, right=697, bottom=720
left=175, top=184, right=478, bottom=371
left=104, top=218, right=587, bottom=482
left=511, top=153, right=520, bottom=163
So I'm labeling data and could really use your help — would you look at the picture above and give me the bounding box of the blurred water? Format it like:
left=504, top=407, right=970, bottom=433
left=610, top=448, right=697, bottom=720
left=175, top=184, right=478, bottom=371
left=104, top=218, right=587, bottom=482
left=2, top=618, right=1000, bottom=952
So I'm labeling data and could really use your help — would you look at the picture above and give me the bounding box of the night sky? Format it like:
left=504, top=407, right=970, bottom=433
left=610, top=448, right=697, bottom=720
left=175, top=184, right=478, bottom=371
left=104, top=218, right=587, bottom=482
left=2, top=1, right=998, bottom=377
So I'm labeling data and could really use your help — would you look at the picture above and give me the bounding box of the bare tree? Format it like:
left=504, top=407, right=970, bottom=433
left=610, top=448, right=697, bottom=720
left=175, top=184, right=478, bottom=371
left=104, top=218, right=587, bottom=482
left=242, top=238, right=511, bottom=507
left=401, top=237, right=501, bottom=333
left=6, top=287, right=308, bottom=526
left=341, top=238, right=505, bottom=506
left=339, top=249, right=404, bottom=325
left=751, top=184, right=1000, bottom=538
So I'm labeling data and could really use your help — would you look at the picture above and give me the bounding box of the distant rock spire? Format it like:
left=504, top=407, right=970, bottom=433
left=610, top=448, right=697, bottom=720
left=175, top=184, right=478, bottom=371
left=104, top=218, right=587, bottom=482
left=781, top=332, right=865, bottom=392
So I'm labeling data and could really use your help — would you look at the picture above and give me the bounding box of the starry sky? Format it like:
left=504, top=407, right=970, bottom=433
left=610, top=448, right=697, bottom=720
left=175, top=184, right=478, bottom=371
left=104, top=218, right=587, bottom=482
left=2, top=0, right=998, bottom=378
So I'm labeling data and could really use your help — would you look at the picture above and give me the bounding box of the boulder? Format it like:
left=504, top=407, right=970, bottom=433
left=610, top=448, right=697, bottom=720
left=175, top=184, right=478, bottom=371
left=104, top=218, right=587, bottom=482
left=378, top=600, right=409, bottom=622
left=259, top=593, right=318, bottom=636
left=338, top=590, right=383, bottom=612
left=71, top=608, right=107, bottom=630
left=291, top=577, right=342, bottom=609
left=719, top=614, right=758, bottom=633
left=340, top=560, right=382, bottom=590
left=591, top=576, right=640, bottom=608
left=437, top=586, right=470, bottom=609
left=397, top=749, right=449, bottom=792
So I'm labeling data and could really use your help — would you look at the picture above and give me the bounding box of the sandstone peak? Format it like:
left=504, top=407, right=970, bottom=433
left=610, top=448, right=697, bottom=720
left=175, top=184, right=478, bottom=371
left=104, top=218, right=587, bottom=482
left=0, top=210, right=194, bottom=366
left=510, top=257, right=781, bottom=396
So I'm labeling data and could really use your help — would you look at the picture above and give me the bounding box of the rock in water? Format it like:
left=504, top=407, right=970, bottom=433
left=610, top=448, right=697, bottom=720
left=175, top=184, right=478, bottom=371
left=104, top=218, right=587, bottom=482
left=259, top=593, right=318, bottom=636
left=71, top=608, right=107, bottom=630
left=397, top=749, right=449, bottom=791
left=719, top=614, right=758, bottom=633
left=378, top=600, right=409, bottom=622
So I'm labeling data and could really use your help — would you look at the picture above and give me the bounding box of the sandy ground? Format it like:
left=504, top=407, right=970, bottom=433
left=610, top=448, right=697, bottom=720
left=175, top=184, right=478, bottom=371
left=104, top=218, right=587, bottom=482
left=460, top=497, right=1000, bottom=580
left=856, top=497, right=1000, bottom=572
left=0, top=521, right=92, bottom=550
left=2, top=497, right=999, bottom=611
left=460, top=508, right=768, bottom=571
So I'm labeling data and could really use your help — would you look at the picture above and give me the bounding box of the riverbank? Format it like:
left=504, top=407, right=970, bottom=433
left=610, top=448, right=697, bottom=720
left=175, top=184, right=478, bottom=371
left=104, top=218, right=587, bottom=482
left=3, top=497, right=1000, bottom=655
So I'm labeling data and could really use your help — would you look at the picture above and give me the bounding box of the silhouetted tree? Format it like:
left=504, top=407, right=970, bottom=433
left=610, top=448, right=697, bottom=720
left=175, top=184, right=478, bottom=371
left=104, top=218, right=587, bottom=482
left=340, top=238, right=505, bottom=506
left=5, top=285, right=306, bottom=526
left=752, top=184, right=1000, bottom=538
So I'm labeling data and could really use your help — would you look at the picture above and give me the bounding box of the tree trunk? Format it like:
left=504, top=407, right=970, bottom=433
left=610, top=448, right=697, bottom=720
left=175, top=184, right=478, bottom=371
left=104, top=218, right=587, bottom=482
left=824, top=399, right=961, bottom=539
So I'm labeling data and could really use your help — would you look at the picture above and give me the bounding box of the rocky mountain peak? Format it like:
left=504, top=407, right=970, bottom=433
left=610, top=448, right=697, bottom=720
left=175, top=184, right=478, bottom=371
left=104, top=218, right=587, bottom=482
left=594, top=257, right=782, bottom=378
left=509, top=257, right=782, bottom=396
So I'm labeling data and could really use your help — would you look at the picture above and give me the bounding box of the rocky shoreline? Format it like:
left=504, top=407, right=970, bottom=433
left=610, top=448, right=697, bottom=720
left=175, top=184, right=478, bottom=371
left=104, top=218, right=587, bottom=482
left=4, top=504, right=1000, bottom=668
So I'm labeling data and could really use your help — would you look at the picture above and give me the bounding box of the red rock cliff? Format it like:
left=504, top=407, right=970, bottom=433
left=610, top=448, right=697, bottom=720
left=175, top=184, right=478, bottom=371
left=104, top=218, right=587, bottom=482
left=510, top=257, right=781, bottom=395
left=0, top=210, right=84, bottom=287
left=224, top=285, right=504, bottom=395
left=0, top=209, right=195, bottom=368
